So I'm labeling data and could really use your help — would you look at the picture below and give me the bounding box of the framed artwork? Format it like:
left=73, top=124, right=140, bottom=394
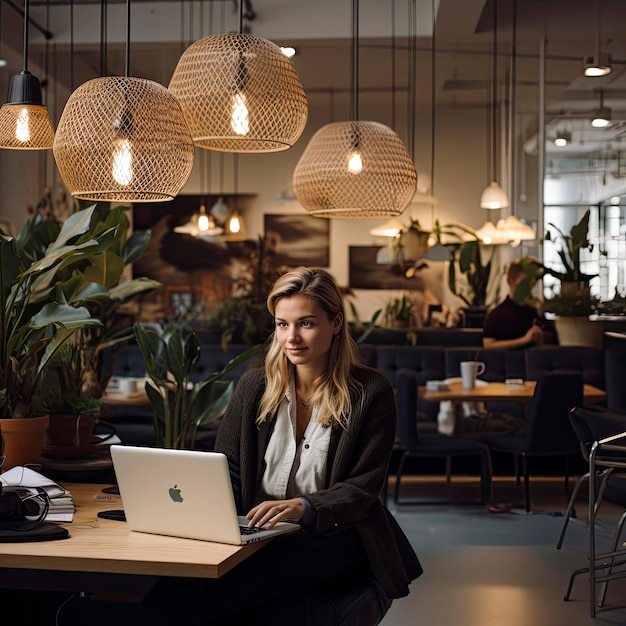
left=349, top=246, right=422, bottom=290
left=264, top=213, right=330, bottom=267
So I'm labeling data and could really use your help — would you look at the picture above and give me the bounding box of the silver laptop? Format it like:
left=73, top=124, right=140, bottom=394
left=109, top=445, right=301, bottom=545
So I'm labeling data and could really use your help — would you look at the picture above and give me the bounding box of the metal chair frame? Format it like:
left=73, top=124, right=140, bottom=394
left=563, top=432, right=626, bottom=617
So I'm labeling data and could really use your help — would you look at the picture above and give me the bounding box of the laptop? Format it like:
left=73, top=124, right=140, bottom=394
left=109, top=445, right=301, bottom=545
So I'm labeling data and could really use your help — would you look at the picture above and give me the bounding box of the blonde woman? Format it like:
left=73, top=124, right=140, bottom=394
left=144, top=267, right=421, bottom=625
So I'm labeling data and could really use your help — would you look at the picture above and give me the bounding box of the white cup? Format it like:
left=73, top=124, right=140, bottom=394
left=118, top=378, right=137, bottom=394
left=460, top=361, right=486, bottom=390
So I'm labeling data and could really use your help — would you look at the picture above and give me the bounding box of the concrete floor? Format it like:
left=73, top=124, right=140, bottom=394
left=381, top=476, right=626, bottom=626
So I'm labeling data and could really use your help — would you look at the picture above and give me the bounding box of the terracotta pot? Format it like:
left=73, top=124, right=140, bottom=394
left=0, top=414, right=49, bottom=470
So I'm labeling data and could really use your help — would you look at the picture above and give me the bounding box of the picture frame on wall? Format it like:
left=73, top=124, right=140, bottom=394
left=264, top=213, right=330, bottom=267
left=349, top=246, right=421, bottom=290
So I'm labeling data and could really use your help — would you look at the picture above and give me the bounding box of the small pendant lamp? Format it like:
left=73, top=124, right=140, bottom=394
left=479, top=0, right=509, bottom=210
left=168, top=2, right=308, bottom=153
left=53, top=0, right=194, bottom=201
left=293, top=0, right=416, bottom=218
left=0, top=0, right=54, bottom=150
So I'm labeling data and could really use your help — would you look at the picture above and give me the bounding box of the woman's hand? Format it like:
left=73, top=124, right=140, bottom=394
left=246, top=498, right=305, bottom=529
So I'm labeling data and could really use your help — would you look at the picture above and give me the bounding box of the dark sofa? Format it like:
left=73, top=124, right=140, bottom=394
left=103, top=341, right=605, bottom=446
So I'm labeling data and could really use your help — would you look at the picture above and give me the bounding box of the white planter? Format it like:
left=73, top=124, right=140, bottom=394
left=555, top=316, right=604, bottom=348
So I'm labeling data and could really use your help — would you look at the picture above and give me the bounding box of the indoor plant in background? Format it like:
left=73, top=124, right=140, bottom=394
left=133, top=322, right=263, bottom=449
left=517, top=209, right=604, bottom=346
left=0, top=204, right=120, bottom=468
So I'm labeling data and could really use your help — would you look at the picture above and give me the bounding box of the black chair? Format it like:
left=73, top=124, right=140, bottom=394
left=394, top=372, right=493, bottom=505
left=557, top=406, right=626, bottom=550
left=480, top=373, right=584, bottom=513
left=603, top=332, right=626, bottom=412
left=562, top=407, right=626, bottom=617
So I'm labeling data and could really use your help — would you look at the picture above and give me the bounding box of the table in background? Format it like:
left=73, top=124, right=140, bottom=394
left=418, top=380, right=606, bottom=405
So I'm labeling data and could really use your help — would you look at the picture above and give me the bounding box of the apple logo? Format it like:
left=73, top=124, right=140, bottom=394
left=168, top=485, right=183, bottom=503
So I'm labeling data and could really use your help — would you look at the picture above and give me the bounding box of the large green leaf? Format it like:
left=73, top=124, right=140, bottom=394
left=30, top=303, right=100, bottom=329
left=123, top=230, right=151, bottom=265
left=83, top=250, right=125, bottom=288
left=109, top=277, right=162, bottom=302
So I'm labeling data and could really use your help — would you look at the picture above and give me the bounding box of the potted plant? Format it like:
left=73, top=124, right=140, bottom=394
left=133, top=322, right=263, bottom=449
left=28, top=203, right=161, bottom=457
left=517, top=210, right=603, bottom=346
left=0, top=204, right=121, bottom=467
left=396, top=218, right=431, bottom=264
left=206, top=236, right=278, bottom=348
left=384, top=293, right=414, bottom=328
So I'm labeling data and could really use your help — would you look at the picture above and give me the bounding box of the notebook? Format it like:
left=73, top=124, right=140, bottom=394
left=109, top=445, right=301, bottom=545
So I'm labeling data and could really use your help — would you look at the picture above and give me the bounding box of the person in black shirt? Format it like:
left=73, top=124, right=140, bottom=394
left=483, top=260, right=544, bottom=349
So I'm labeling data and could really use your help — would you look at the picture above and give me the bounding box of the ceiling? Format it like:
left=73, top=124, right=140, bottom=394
left=4, top=0, right=626, bottom=174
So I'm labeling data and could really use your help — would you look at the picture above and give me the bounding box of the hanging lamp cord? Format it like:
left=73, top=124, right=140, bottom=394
left=23, top=0, right=29, bottom=72
left=125, top=0, right=130, bottom=77
left=350, top=0, right=359, bottom=122
left=430, top=0, right=436, bottom=220
left=491, top=0, right=498, bottom=183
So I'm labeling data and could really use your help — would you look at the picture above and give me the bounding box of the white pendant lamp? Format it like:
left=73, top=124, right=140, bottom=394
left=293, top=0, right=416, bottom=218
left=496, top=215, right=536, bottom=247
left=479, top=0, right=509, bottom=210
left=168, top=2, right=308, bottom=153
left=370, top=218, right=404, bottom=238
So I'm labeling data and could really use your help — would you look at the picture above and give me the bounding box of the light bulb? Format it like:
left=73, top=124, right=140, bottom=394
left=231, top=93, right=250, bottom=136
left=197, top=213, right=209, bottom=232
left=228, top=213, right=241, bottom=234
left=112, top=137, right=133, bottom=186
left=348, top=151, right=362, bottom=173
left=15, top=108, right=30, bottom=143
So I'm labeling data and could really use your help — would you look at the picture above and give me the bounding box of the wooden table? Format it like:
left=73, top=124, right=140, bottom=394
left=418, top=380, right=606, bottom=405
left=102, top=390, right=151, bottom=407
left=0, top=483, right=265, bottom=580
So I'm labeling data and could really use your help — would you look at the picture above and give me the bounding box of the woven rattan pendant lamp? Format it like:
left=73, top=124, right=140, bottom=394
left=168, top=1, right=308, bottom=153
left=53, top=0, right=194, bottom=201
left=292, top=0, right=416, bottom=218
left=0, top=0, right=54, bottom=150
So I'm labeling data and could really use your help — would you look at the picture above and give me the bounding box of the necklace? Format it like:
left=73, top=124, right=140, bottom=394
left=300, top=398, right=309, bottom=410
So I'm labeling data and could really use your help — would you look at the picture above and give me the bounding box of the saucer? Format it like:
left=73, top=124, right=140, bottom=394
left=42, top=438, right=110, bottom=459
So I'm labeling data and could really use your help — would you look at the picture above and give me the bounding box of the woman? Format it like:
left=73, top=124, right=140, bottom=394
left=145, top=267, right=421, bottom=624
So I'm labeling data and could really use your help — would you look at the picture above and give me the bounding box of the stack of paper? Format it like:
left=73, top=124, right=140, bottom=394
left=0, top=466, right=75, bottom=522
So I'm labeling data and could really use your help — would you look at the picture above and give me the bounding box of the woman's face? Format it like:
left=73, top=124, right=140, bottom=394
left=274, top=294, right=342, bottom=373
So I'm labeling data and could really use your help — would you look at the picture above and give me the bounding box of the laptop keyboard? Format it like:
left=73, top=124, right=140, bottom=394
left=239, top=525, right=261, bottom=535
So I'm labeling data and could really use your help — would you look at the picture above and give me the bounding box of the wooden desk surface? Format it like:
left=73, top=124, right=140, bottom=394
left=0, top=483, right=264, bottom=579
left=418, top=380, right=607, bottom=404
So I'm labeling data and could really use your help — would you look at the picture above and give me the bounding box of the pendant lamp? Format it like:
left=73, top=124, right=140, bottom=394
left=169, top=2, right=308, bottom=153
left=293, top=0, right=416, bottom=218
left=0, top=0, right=54, bottom=150
left=53, top=0, right=194, bottom=201
left=479, top=0, right=509, bottom=210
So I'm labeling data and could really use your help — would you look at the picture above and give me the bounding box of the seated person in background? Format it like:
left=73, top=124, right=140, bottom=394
left=483, top=259, right=544, bottom=350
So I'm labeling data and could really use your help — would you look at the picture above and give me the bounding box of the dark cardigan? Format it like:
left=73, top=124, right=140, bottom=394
left=214, top=364, right=423, bottom=599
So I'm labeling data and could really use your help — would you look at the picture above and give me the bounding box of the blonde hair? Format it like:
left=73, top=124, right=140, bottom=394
left=257, top=267, right=361, bottom=429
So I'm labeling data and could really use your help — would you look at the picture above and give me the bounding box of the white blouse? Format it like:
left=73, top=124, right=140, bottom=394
left=258, top=377, right=332, bottom=500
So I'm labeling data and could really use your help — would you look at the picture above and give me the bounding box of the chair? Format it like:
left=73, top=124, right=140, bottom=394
left=561, top=407, right=626, bottom=617
left=556, top=406, right=626, bottom=550
left=394, top=372, right=493, bottom=505
left=603, top=332, right=626, bottom=412
left=480, top=373, right=584, bottom=513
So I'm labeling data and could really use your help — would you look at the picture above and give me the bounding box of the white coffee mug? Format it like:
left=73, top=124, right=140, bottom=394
left=460, top=361, right=486, bottom=390
left=118, top=378, right=137, bottom=394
